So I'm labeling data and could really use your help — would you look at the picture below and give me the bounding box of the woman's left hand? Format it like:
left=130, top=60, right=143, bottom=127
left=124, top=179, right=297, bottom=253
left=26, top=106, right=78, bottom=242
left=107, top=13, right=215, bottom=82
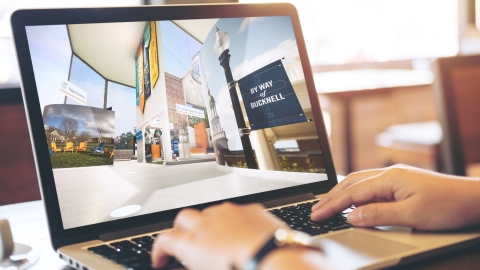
left=151, top=202, right=285, bottom=270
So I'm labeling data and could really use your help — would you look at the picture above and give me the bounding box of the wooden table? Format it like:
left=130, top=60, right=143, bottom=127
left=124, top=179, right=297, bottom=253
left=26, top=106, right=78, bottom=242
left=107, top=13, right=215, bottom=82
left=314, top=69, right=436, bottom=174
left=1, top=200, right=480, bottom=269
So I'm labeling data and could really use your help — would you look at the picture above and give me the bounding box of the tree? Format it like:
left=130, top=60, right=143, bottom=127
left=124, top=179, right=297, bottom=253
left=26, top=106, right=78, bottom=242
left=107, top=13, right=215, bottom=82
left=44, top=126, right=55, bottom=143
left=77, top=131, right=91, bottom=142
left=58, top=117, right=79, bottom=142
left=203, top=108, right=209, bottom=128
left=117, top=131, right=134, bottom=149
left=188, top=108, right=210, bottom=128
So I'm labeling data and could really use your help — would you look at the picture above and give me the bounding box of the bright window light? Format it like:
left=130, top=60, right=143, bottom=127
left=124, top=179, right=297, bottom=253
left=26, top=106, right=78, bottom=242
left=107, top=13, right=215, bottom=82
left=477, top=0, right=480, bottom=30
left=0, top=0, right=143, bottom=87
left=240, top=0, right=459, bottom=65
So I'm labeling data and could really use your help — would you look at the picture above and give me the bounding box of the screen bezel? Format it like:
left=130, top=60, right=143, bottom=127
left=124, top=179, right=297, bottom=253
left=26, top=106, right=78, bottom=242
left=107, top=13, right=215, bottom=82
left=11, top=3, right=338, bottom=249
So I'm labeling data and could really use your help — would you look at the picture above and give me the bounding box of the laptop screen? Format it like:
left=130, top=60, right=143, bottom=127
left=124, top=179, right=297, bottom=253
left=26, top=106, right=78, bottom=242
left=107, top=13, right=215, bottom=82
left=25, top=16, right=328, bottom=230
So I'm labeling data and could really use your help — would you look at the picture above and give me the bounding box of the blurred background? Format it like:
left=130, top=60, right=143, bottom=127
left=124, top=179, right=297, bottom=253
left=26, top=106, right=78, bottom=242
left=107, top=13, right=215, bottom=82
left=2, top=0, right=480, bottom=205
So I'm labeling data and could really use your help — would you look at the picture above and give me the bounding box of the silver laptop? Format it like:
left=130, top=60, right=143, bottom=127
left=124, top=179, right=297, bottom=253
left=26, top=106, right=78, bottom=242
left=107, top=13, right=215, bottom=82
left=11, top=3, right=480, bottom=270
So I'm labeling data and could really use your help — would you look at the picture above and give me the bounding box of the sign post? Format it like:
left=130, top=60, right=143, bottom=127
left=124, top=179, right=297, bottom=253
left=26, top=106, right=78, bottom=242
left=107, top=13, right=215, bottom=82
left=214, top=27, right=258, bottom=169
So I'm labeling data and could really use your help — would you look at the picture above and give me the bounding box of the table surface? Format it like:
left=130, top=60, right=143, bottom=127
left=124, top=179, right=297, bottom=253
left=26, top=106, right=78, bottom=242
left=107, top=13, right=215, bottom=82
left=0, top=201, right=70, bottom=269
left=1, top=200, right=480, bottom=270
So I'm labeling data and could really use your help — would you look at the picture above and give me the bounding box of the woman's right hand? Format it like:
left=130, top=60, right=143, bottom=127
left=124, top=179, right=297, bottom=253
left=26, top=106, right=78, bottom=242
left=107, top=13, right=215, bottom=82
left=311, top=165, right=480, bottom=230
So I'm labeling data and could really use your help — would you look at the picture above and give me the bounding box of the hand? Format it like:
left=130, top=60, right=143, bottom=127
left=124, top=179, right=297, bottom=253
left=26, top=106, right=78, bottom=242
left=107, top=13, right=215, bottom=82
left=311, top=164, right=480, bottom=230
left=151, top=202, right=285, bottom=270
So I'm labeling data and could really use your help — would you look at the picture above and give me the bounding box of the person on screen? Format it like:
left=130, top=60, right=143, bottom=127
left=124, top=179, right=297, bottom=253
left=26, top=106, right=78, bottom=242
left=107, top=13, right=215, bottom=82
left=151, top=164, right=480, bottom=270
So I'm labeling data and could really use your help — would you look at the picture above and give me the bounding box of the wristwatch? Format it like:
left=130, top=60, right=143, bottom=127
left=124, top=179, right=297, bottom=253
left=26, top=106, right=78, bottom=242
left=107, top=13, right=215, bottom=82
left=242, top=228, right=322, bottom=270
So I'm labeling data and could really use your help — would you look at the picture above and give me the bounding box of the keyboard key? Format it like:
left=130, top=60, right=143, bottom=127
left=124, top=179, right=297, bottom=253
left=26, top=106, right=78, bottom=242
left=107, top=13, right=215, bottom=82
left=118, top=254, right=143, bottom=266
left=163, top=256, right=184, bottom=269
left=132, top=236, right=154, bottom=243
left=88, top=245, right=118, bottom=257
left=272, top=202, right=353, bottom=235
left=110, top=240, right=139, bottom=252
left=87, top=236, right=184, bottom=270
left=330, top=224, right=352, bottom=231
left=303, top=228, right=328, bottom=235
left=104, top=252, right=123, bottom=263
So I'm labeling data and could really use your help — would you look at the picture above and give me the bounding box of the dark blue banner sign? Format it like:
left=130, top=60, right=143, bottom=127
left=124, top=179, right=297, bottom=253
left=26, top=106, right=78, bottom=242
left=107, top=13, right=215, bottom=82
left=135, top=53, right=139, bottom=106
left=143, top=23, right=151, bottom=101
left=237, top=60, right=307, bottom=131
left=172, top=139, right=179, bottom=155
left=136, top=130, right=143, bottom=141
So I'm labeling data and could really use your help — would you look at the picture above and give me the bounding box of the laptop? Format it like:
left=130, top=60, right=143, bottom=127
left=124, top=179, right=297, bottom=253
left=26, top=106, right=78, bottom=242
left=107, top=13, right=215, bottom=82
left=10, top=3, right=480, bottom=270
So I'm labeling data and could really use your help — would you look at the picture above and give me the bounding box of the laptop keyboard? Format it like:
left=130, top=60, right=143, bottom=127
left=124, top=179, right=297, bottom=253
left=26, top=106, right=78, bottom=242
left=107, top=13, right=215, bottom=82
left=87, top=234, right=183, bottom=270
left=268, top=200, right=353, bottom=235
left=87, top=200, right=352, bottom=269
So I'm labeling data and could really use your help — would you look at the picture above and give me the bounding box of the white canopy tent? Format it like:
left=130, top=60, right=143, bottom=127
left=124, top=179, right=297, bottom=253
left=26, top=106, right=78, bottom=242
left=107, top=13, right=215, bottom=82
left=67, top=19, right=218, bottom=87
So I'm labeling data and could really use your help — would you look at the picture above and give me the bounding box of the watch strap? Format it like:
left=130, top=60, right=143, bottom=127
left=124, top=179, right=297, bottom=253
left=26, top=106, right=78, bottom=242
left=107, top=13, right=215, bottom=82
left=242, top=236, right=279, bottom=270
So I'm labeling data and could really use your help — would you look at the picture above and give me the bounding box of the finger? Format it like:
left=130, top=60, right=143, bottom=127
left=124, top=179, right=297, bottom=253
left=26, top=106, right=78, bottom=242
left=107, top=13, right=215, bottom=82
left=311, top=174, right=395, bottom=221
left=151, top=230, right=189, bottom=268
left=347, top=201, right=412, bottom=227
left=312, top=168, right=386, bottom=211
left=173, top=208, right=203, bottom=231
left=201, top=201, right=238, bottom=216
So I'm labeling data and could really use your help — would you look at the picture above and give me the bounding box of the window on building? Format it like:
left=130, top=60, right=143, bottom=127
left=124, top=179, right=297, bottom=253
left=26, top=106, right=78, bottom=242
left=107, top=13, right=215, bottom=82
left=190, top=80, right=195, bottom=95
left=0, top=0, right=143, bottom=88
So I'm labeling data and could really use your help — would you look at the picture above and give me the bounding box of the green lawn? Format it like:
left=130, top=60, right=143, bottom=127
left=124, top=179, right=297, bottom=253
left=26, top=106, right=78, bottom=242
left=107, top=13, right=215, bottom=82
left=50, top=144, right=114, bottom=168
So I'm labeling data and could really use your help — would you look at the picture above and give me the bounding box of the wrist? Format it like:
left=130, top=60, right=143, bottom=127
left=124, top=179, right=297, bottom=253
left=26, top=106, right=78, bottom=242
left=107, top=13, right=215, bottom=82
left=232, top=233, right=273, bottom=270
left=236, top=228, right=320, bottom=270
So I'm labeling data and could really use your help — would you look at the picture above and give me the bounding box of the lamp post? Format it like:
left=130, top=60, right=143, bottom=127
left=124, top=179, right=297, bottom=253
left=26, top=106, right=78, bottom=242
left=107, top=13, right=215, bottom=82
left=214, top=27, right=258, bottom=169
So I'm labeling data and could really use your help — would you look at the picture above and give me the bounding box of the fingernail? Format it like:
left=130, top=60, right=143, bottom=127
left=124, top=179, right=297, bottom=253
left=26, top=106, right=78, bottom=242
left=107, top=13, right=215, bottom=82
left=312, top=201, right=324, bottom=211
left=347, top=208, right=362, bottom=225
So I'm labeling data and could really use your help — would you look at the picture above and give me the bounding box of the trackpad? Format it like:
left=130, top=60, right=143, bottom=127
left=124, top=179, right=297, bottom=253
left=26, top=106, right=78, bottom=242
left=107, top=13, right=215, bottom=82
left=313, top=230, right=416, bottom=269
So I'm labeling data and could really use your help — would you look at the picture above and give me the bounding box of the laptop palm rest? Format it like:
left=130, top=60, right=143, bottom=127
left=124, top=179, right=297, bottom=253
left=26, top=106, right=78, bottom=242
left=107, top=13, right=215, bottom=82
left=313, top=230, right=416, bottom=270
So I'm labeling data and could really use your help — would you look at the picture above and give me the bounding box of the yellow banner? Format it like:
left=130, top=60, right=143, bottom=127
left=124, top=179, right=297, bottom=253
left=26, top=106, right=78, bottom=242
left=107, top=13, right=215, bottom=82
left=149, top=21, right=159, bottom=88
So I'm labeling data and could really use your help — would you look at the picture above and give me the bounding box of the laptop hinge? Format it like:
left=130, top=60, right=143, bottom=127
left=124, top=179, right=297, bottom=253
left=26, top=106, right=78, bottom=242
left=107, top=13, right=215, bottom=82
left=260, top=193, right=316, bottom=209
left=99, top=220, right=174, bottom=242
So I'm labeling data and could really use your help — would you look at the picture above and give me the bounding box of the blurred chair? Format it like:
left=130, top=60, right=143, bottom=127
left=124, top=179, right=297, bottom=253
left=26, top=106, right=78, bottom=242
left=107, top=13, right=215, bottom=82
left=76, top=142, right=87, bottom=153
left=93, top=142, right=105, bottom=154
left=375, top=121, right=442, bottom=171
left=434, top=55, right=480, bottom=176
left=51, top=142, right=62, bottom=154
left=63, top=142, right=74, bottom=153
left=0, top=87, right=41, bottom=205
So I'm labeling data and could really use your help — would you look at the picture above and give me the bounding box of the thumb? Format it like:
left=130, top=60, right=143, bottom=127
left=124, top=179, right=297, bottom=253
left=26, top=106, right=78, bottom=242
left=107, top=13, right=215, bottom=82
left=347, top=202, right=410, bottom=227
